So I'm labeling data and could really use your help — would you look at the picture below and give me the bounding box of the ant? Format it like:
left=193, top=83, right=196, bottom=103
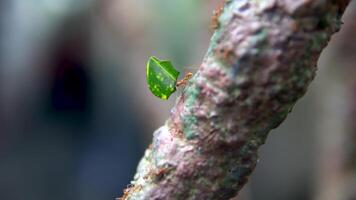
left=143, top=167, right=170, bottom=181
left=210, top=3, right=224, bottom=31
left=176, top=72, right=193, bottom=87
left=155, top=167, right=169, bottom=179
left=116, top=184, right=142, bottom=200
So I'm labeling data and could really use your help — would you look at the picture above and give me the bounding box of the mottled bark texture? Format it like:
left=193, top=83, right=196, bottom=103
left=120, top=0, right=350, bottom=199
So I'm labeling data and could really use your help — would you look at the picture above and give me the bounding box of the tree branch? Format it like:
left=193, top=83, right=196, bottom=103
left=120, top=0, right=350, bottom=199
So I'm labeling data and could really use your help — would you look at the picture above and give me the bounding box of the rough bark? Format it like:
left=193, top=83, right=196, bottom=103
left=119, top=0, right=350, bottom=199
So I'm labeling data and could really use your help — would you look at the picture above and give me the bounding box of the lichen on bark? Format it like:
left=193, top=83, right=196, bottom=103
left=119, top=0, right=350, bottom=199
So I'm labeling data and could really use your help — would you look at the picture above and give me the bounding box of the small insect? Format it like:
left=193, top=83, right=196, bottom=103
left=116, top=184, right=142, bottom=200
left=146, top=56, right=194, bottom=100
left=143, top=167, right=170, bottom=181
left=210, top=3, right=224, bottom=31
left=116, top=184, right=133, bottom=200
left=155, top=167, right=169, bottom=180
left=176, top=72, right=193, bottom=87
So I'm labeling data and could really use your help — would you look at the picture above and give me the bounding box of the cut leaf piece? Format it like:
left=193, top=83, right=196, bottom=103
left=146, top=56, right=180, bottom=100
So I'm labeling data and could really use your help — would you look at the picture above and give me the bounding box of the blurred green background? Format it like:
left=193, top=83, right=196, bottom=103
left=0, top=1, right=355, bottom=200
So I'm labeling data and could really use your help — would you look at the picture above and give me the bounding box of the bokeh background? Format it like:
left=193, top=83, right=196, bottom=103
left=0, top=1, right=355, bottom=200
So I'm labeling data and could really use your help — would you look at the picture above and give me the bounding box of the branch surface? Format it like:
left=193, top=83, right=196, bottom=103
left=120, top=0, right=350, bottom=199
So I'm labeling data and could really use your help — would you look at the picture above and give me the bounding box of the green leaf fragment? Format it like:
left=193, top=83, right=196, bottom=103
left=146, top=56, right=180, bottom=100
